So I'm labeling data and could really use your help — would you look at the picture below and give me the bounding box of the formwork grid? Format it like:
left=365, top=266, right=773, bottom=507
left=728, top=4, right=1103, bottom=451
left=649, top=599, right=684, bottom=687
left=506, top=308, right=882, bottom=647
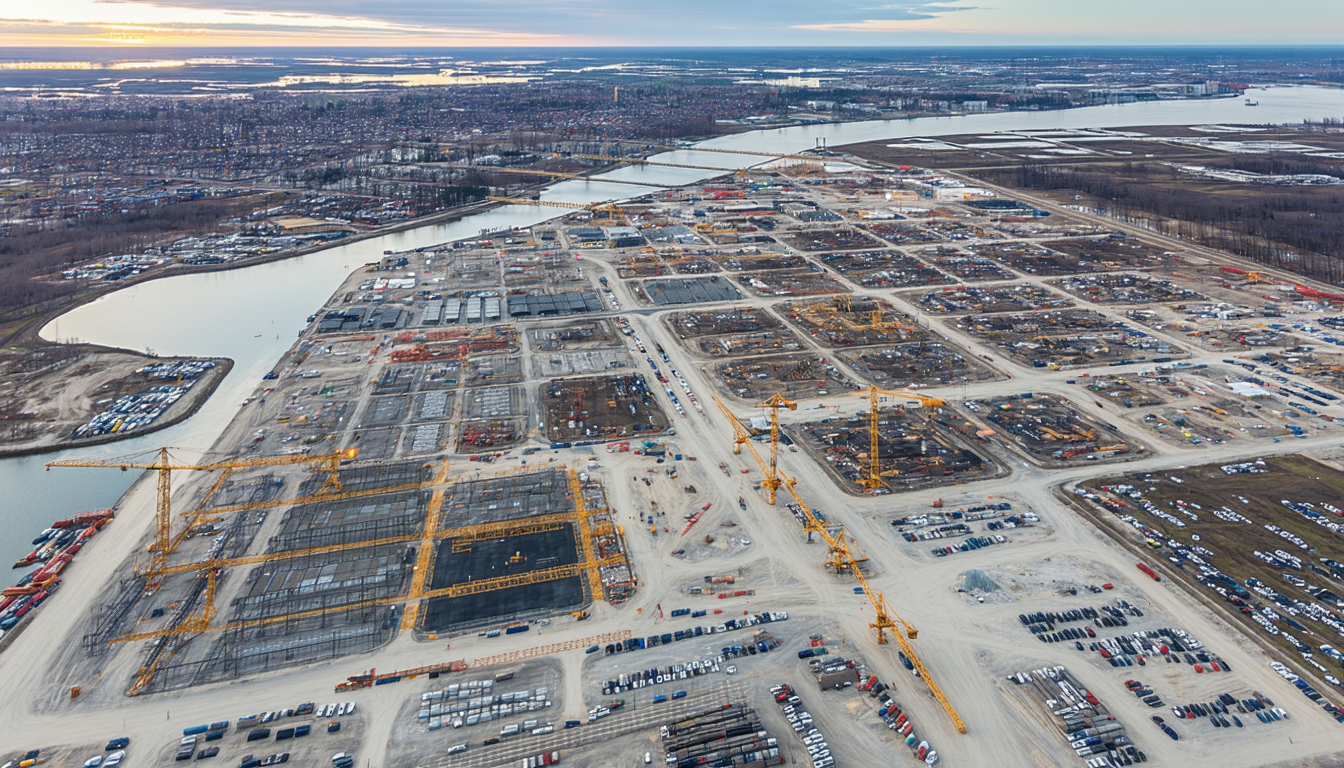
left=81, top=574, right=147, bottom=653
left=147, top=624, right=397, bottom=693
left=230, top=544, right=414, bottom=622
left=121, top=465, right=636, bottom=693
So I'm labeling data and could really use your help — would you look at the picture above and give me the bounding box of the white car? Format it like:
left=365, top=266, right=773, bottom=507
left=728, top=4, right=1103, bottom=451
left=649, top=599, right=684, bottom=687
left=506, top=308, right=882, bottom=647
left=84, top=757, right=103, bottom=768
left=105, top=752, right=125, bottom=768
left=725, top=665, right=737, bottom=675
left=344, top=702, right=356, bottom=715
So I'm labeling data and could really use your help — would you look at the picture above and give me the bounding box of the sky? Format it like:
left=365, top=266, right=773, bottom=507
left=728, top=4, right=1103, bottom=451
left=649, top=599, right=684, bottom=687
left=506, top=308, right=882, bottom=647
left=2, top=0, right=1343, bottom=48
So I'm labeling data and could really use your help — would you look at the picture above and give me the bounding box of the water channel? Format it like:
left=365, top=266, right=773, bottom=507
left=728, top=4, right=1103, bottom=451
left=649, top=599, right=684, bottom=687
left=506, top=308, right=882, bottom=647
left=3, top=84, right=1342, bottom=568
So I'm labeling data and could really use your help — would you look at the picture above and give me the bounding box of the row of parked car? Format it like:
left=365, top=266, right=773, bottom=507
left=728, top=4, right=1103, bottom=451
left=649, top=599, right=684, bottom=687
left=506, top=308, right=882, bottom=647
left=1123, top=679, right=1166, bottom=711
left=603, top=656, right=725, bottom=695
left=770, top=685, right=832, bottom=768
left=601, top=613, right=788, bottom=656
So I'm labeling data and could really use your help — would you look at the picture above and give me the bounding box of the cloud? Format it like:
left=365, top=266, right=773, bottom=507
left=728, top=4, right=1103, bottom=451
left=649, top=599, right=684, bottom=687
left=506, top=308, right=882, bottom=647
left=3, top=0, right=1340, bottom=46
left=0, top=0, right=577, bottom=45
left=795, top=1, right=973, bottom=30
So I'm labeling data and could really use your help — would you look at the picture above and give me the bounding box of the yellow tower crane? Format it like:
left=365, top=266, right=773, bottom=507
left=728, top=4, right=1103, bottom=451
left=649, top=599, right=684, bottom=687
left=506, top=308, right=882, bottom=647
left=755, top=393, right=797, bottom=504
left=47, top=447, right=356, bottom=577
left=845, top=535, right=966, bottom=734
left=710, top=396, right=966, bottom=735
left=850, top=386, right=947, bottom=491
left=710, top=395, right=847, bottom=568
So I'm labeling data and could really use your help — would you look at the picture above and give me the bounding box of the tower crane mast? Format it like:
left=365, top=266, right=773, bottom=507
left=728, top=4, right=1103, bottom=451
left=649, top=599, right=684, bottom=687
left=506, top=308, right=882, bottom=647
left=850, top=386, right=946, bottom=491
left=710, top=392, right=966, bottom=735
left=48, top=448, right=356, bottom=577
left=755, top=393, right=796, bottom=504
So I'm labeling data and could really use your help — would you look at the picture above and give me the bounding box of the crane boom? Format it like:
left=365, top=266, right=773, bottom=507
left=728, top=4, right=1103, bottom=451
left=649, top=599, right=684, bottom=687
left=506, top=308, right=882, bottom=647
left=48, top=448, right=355, bottom=575
left=709, top=395, right=845, bottom=563
left=709, top=393, right=966, bottom=735
left=711, top=395, right=776, bottom=503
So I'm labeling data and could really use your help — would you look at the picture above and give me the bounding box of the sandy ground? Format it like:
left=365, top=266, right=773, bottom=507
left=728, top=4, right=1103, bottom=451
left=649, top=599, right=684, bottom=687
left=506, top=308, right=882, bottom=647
left=6, top=166, right=1344, bottom=768
left=0, top=346, right=230, bottom=456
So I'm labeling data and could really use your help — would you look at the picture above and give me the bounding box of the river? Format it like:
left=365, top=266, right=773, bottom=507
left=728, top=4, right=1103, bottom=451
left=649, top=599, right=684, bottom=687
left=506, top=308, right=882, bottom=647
left=4, top=84, right=1342, bottom=568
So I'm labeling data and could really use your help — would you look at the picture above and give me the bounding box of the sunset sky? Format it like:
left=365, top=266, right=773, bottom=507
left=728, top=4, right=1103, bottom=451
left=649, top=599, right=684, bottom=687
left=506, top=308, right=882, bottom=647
left=3, top=0, right=1342, bottom=47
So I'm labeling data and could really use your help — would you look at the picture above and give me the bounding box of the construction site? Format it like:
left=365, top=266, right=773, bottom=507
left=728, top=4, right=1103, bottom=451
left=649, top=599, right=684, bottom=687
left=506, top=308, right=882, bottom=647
left=637, top=276, right=743, bottom=305
left=964, top=392, right=1141, bottom=465
left=778, top=295, right=928, bottom=348
left=43, top=455, right=631, bottom=698
left=952, top=309, right=1186, bottom=368
left=663, top=307, right=806, bottom=359
left=714, top=252, right=812, bottom=272
left=961, top=241, right=1114, bottom=276
left=774, top=227, right=881, bottom=252
left=711, top=355, right=860, bottom=402
left=734, top=270, right=845, bottom=298
left=13, top=151, right=1344, bottom=768
left=815, top=248, right=952, bottom=288
left=541, top=374, right=672, bottom=442
left=1051, top=273, right=1208, bottom=305
left=836, top=342, right=1000, bottom=388
left=795, top=397, right=1000, bottom=493
left=917, top=247, right=1016, bottom=282
left=908, top=283, right=1075, bottom=315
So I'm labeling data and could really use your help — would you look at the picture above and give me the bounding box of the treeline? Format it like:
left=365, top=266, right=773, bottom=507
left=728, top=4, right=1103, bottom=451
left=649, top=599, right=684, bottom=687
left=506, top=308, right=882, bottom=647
left=1202, top=155, right=1344, bottom=178
left=0, top=198, right=245, bottom=321
left=992, top=163, right=1344, bottom=285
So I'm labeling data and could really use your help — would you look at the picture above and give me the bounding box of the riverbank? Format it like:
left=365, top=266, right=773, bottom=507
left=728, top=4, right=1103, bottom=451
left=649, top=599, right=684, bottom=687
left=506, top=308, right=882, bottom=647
left=0, top=349, right=233, bottom=459
left=15, top=83, right=1344, bottom=557
left=2, top=196, right=514, bottom=349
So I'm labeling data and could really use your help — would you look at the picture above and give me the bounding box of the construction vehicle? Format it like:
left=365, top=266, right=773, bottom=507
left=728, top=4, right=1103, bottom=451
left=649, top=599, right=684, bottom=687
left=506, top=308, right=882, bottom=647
left=337, top=660, right=469, bottom=691
left=849, top=387, right=947, bottom=491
